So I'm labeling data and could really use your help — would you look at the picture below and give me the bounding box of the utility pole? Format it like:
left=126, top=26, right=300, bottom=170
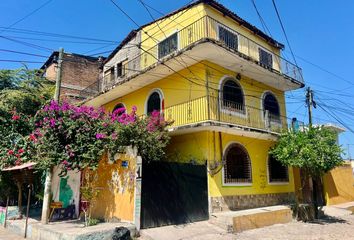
left=41, top=48, right=64, bottom=224
left=306, top=87, right=314, bottom=127
left=306, top=86, right=320, bottom=218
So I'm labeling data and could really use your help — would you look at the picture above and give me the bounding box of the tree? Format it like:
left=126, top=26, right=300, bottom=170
left=0, top=67, right=54, bottom=116
left=270, top=126, right=343, bottom=218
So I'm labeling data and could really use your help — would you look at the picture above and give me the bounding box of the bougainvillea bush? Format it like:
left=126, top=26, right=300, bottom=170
left=30, top=101, right=172, bottom=175
left=32, top=101, right=113, bottom=174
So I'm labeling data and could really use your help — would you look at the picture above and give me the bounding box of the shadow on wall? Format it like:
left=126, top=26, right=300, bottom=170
left=323, top=164, right=354, bottom=205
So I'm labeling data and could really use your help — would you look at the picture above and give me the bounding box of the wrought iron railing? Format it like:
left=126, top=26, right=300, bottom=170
left=164, top=95, right=287, bottom=133
left=99, top=15, right=303, bottom=92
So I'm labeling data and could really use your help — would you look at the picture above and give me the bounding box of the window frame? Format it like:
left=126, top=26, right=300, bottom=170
left=217, top=25, right=239, bottom=51
left=157, top=31, right=179, bottom=59
left=258, top=47, right=274, bottom=69
left=261, top=91, right=281, bottom=126
left=145, top=89, right=164, bottom=115
left=267, top=154, right=289, bottom=185
left=116, top=59, right=128, bottom=78
left=222, top=142, right=253, bottom=187
left=112, top=102, right=126, bottom=116
left=219, top=76, right=247, bottom=117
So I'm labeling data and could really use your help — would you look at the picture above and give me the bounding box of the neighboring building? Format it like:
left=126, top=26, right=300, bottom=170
left=84, top=0, right=304, bottom=227
left=40, top=51, right=104, bottom=102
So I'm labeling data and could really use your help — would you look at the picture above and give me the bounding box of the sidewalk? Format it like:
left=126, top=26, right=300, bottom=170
left=0, top=227, right=24, bottom=240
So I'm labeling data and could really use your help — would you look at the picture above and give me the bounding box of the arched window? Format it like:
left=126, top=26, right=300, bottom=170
left=263, top=92, right=280, bottom=123
left=223, top=143, right=252, bottom=185
left=112, top=103, right=126, bottom=116
left=146, top=90, right=162, bottom=115
left=221, top=78, right=244, bottom=113
left=268, top=154, right=288, bottom=183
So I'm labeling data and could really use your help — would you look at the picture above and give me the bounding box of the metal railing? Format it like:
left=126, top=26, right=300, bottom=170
left=100, top=15, right=303, bottom=92
left=165, top=95, right=287, bottom=133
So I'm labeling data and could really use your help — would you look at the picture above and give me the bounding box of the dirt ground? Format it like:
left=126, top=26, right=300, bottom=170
left=140, top=206, right=354, bottom=240
left=235, top=214, right=354, bottom=240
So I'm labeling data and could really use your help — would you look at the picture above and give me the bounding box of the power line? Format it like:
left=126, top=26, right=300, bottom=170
left=0, top=0, right=54, bottom=34
left=271, top=0, right=298, bottom=68
left=0, top=26, right=120, bottom=44
left=0, top=35, right=54, bottom=52
left=250, top=0, right=272, bottom=37
left=0, top=59, right=44, bottom=64
left=0, top=49, right=49, bottom=58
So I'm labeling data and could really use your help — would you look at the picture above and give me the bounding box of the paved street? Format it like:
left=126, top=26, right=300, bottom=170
left=140, top=207, right=354, bottom=240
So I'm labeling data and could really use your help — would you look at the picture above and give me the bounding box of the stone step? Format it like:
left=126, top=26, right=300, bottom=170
left=209, top=205, right=293, bottom=233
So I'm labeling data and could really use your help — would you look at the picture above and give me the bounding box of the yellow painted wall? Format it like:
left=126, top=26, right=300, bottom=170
left=167, top=131, right=295, bottom=197
left=140, top=2, right=282, bottom=69
left=323, top=163, right=354, bottom=205
left=103, top=62, right=207, bottom=114
left=90, top=154, right=136, bottom=222
left=103, top=61, right=287, bottom=130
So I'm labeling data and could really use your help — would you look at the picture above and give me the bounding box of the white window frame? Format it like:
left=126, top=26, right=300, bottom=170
left=260, top=90, right=282, bottom=127
left=266, top=155, right=289, bottom=185
left=145, top=88, right=164, bottom=115
left=217, top=24, right=239, bottom=51
left=222, top=141, right=253, bottom=187
left=258, top=47, right=274, bottom=69
left=157, top=30, right=179, bottom=60
left=218, top=76, right=247, bottom=118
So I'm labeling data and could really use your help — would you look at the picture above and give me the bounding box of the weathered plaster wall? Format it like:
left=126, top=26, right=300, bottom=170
left=90, top=151, right=137, bottom=222
left=51, top=166, right=81, bottom=215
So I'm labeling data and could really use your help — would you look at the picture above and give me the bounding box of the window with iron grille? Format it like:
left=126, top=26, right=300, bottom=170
left=263, top=92, right=280, bottom=123
left=218, top=26, right=238, bottom=51
left=147, top=91, right=162, bottom=115
left=259, top=48, right=273, bottom=69
left=158, top=33, right=178, bottom=59
left=268, top=155, right=289, bottom=183
left=224, top=143, right=252, bottom=184
left=117, top=62, right=124, bottom=77
left=221, top=79, right=245, bottom=113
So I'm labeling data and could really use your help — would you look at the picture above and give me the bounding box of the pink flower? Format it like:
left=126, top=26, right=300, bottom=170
left=7, top=150, right=14, bottom=155
left=132, top=106, right=137, bottom=112
left=12, top=115, right=20, bottom=121
left=95, top=133, right=106, bottom=139
left=49, top=118, right=56, bottom=127
left=18, top=149, right=25, bottom=154
left=62, top=160, right=69, bottom=165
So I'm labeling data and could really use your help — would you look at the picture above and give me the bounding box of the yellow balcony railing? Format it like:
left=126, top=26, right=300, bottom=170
left=164, top=95, right=287, bottom=133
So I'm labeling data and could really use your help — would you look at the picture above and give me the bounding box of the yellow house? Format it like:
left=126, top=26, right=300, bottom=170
left=84, top=0, right=304, bottom=227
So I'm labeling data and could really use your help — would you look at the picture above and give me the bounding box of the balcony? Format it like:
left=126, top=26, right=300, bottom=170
left=164, top=95, right=286, bottom=136
left=82, top=16, right=304, bottom=105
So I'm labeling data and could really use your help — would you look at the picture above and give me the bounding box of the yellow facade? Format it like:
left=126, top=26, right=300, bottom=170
left=167, top=131, right=294, bottom=198
left=90, top=0, right=301, bottom=214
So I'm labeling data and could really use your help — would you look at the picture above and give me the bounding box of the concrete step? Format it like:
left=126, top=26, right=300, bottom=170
left=209, top=205, right=293, bottom=233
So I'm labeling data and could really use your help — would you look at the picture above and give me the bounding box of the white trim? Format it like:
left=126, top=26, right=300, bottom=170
left=218, top=75, right=247, bottom=118
left=222, top=141, right=253, bottom=187
left=157, top=30, right=179, bottom=60
left=144, top=88, right=164, bottom=115
left=258, top=46, right=275, bottom=69
left=266, top=154, right=289, bottom=185
left=217, top=24, right=239, bottom=51
left=112, top=102, right=127, bottom=113
left=260, top=90, right=282, bottom=126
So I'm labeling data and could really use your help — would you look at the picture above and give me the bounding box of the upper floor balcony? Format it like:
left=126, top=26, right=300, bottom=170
left=164, top=93, right=286, bottom=136
left=92, top=15, right=304, bottom=96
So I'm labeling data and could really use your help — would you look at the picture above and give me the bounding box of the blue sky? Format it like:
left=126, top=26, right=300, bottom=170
left=1, top=0, right=353, bottom=157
